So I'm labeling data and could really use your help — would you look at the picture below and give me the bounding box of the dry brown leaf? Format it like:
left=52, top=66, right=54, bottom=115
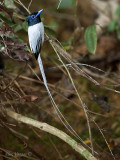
left=20, top=95, right=38, bottom=104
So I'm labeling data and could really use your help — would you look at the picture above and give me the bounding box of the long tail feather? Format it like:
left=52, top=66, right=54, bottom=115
left=38, top=54, right=90, bottom=148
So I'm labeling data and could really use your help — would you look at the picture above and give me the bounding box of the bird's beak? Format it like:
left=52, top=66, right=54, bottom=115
left=36, top=9, right=43, bottom=17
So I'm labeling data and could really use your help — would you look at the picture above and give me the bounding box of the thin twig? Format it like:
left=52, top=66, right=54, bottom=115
left=15, top=0, right=31, bottom=14
left=93, top=120, right=115, bottom=160
left=2, top=63, right=27, bottom=92
left=50, top=41, right=94, bottom=154
left=28, top=0, right=32, bottom=11
left=0, top=119, right=45, bottom=160
left=57, top=0, right=63, bottom=9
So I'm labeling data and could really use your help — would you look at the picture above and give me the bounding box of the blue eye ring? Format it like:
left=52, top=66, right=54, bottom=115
left=31, top=15, right=35, bottom=19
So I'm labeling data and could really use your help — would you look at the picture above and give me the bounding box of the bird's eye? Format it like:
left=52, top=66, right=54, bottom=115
left=31, top=15, right=35, bottom=19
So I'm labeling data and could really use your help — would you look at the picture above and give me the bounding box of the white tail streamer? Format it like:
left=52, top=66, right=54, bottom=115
left=38, top=54, right=91, bottom=149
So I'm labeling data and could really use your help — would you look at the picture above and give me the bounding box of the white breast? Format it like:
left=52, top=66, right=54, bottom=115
left=28, top=22, right=44, bottom=54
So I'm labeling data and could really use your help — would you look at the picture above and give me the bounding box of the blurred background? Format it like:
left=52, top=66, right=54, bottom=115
left=0, top=0, right=120, bottom=159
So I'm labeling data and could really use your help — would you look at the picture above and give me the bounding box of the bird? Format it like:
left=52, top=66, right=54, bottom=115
left=26, top=9, right=44, bottom=60
left=26, top=9, right=89, bottom=147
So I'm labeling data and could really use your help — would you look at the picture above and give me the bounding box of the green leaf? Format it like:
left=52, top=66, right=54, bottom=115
left=9, top=33, right=23, bottom=42
left=61, top=36, right=73, bottom=50
left=4, top=0, right=16, bottom=9
left=25, top=45, right=30, bottom=52
left=108, top=20, right=116, bottom=32
left=115, top=5, right=120, bottom=15
left=0, top=34, right=4, bottom=38
left=0, top=43, right=3, bottom=50
left=117, top=17, right=120, bottom=26
left=14, top=24, right=22, bottom=33
left=22, top=21, right=28, bottom=32
left=84, top=25, right=97, bottom=54
left=58, top=0, right=75, bottom=9
left=0, top=22, right=3, bottom=27
left=0, top=14, right=13, bottom=26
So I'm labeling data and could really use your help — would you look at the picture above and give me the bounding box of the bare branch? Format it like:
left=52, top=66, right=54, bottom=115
left=5, top=109, right=97, bottom=160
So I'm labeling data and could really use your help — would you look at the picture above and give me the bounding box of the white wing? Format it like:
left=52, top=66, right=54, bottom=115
left=28, top=22, right=44, bottom=59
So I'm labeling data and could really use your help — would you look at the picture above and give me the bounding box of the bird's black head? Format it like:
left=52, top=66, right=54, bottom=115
left=26, top=9, right=43, bottom=26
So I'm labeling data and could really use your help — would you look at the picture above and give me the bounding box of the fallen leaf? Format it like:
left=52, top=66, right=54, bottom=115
left=20, top=95, right=38, bottom=104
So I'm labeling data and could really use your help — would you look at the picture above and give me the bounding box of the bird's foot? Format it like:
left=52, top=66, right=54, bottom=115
left=45, top=38, right=51, bottom=42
